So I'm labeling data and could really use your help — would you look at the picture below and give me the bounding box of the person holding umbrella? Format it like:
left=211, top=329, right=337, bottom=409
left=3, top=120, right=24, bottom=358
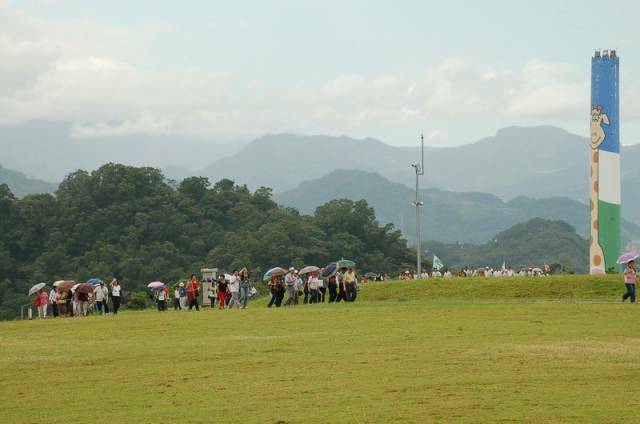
left=34, top=287, right=48, bottom=318
left=623, top=260, right=637, bottom=303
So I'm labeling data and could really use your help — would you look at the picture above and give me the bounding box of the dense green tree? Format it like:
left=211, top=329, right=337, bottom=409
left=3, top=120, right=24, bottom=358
left=0, top=164, right=414, bottom=320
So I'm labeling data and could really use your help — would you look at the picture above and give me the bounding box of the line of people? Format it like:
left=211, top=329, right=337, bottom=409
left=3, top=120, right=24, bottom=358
left=34, top=279, right=122, bottom=318
left=267, top=267, right=359, bottom=308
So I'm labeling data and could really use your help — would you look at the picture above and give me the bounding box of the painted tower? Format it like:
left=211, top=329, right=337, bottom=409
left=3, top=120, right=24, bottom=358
left=590, top=49, right=621, bottom=274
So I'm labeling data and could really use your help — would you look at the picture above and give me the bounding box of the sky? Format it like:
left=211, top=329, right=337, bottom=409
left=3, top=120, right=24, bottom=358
left=3, top=0, right=640, bottom=147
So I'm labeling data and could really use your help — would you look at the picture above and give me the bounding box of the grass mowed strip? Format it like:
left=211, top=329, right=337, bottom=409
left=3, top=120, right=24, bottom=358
left=1, top=277, right=638, bottom=423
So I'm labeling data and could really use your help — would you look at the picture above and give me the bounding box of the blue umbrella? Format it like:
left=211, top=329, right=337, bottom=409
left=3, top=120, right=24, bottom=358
left=321, top=263, right=337, bottom=278
left=87, top=278, right=104, bottom=285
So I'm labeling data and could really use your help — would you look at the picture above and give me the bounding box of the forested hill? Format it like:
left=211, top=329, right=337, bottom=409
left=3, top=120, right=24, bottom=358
left=0, top=163, right=414, bottom=320
left=424, top=218, right=589, bottom=274
left=275, top=169, right=640, bottom=244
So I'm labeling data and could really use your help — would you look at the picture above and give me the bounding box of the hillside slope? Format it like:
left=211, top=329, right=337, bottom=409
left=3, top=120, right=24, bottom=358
left=0, top=164, right=57, bottom=197
left=275, top=169, right=640, bottom=244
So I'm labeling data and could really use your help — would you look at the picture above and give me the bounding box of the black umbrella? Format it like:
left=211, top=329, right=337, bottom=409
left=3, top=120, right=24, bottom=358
left=321, top=262, right=337, bottom=278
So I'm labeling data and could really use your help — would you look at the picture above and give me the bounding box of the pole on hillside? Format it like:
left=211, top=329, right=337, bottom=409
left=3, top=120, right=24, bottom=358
left=412, top=134, right=425, bottom=277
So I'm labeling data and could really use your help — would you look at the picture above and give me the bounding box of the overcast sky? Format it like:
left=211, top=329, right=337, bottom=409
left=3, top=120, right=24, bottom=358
left=3, top=0, right=640, bottom=147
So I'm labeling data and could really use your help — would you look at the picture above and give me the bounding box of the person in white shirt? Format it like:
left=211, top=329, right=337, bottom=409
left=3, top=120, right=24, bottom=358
left=110, top=279, right=122, bottom=314
left=49, top=288, right=58, bottom=318
left=174, top=287, right=183, bottom=311
left=94, top=282, right=109, bottom=315
left=443, top=270, right=452, bottom=278
left=227, top=269, right=242, bottom=309
left=308, top=272, right=321, bottom=304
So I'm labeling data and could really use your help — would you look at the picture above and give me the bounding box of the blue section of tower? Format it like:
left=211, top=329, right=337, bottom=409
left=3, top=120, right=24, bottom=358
left=591, top=54, right=619, bottom=154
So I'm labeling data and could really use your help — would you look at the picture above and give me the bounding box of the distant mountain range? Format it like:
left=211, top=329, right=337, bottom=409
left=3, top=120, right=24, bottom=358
left=200, top=126, right=640, bottom=224
left=0, top=120, right=244, bottom=182
left=274, top=169, right=640, bottom=244
left=0, top=165, right=57, bottom=197
left=3, top=121, right=639, bottom=227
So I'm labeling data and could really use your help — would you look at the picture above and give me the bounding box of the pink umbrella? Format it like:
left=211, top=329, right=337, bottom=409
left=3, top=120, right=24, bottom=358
left=147, top=281, right=165, bottom=289
left=617, top=252, right=639, bottom=264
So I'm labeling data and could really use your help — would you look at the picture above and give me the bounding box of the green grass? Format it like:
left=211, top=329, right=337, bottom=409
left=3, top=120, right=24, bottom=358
left=1, top=275, right=638, bottom=423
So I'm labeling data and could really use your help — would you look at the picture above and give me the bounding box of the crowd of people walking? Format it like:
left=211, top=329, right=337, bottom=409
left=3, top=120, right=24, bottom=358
left=32, top=264, right=362, bottom=318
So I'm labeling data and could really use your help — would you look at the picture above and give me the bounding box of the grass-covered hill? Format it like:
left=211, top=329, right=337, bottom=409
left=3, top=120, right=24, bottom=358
left=1, top=275, right=636, bottom=423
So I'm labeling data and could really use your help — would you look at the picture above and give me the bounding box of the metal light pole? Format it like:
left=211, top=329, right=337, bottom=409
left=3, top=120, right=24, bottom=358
left=411, top=134, right=425, bottom=277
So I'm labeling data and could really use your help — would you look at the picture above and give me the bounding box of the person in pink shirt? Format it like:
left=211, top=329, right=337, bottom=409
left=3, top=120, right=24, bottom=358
left=623, top=260, right=637, bottom=303
left=35, top=288, right=49, bottom=318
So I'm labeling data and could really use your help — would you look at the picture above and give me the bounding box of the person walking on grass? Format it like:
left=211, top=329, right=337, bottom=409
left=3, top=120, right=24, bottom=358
left=174, top=285, right=182, bottom=310
left=227, top=270, right=242, bottom=309
left=308, top=271, right=321, bottom=304
left=267, top=276, right=278, bottom=308
left=35, top=288, right=48, bottom=318
left=156, top=288, right=167, bottom=311
left=77, top=290, right=89, bottom=316
left=335, top=269, right=348, bottom=303
left=327, top=274, right=338, bottom=303
left=207, top=281, right=217, bottom=309
left=178, top=282, right=186, bottom=309
left=110, top=279, right=121, bottom=315
left=49, top=287, right=58, bottom=317
left=186, top=278, right=199, bottom=311
left=623, top=260, right=637, bottom=303
left=216, top=275, right=228, bottom=309
left=56, top=290, right=68, bottom=317
left=344, top=267, right=358, bottom=302
left=239, top=268, right=251, bottom=309
left=284, top=268, right=297, bottom=306
left=94, top=282, right=109, bottom=315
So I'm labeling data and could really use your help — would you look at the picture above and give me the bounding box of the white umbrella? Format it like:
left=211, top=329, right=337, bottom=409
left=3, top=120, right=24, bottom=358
left=147, top=281, right=165, bottom=289
left=28, top=283, right=46, bottom=295
left=299, top=265, right=320, bottom=275
left=52, top=280, right=66, bottom=287
left=71, top=283, right=81, bottom=292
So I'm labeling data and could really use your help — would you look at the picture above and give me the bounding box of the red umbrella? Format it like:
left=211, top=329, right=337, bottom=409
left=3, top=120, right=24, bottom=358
left=75, top=283, right=95, bottom=295
left=54, top=280, right=76, bottom=293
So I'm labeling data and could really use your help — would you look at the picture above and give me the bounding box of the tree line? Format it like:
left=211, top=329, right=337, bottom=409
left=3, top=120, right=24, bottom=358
left=0, top=163, right=415, bottom=320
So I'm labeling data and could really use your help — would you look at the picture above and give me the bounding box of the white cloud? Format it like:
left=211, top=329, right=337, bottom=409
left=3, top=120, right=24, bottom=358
left=1, top=3, right=638, bottom=142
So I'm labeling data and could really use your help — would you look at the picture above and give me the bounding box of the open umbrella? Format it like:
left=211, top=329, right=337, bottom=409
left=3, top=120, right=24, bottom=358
left=265, top=267, right=287, bottom=277
left=54, top=280, right=76, bottom=292
left=71, top=283, right=81, bottom=292
left=321, top=263, right=337, bottom=278
left=299, top=265, right=319, bottom=275
left=148, top=281, right=165, bottom=289
left=364, top=272, right=378, bottom=279
left=336, top=259, right=356, bottom=269
left=617, top=252, right=639, bottom=264
left=28, top=283, right=46, bottom=295
left=76, top=283, right=95, bottom=294
left=87, top=278, right=104, bottom=285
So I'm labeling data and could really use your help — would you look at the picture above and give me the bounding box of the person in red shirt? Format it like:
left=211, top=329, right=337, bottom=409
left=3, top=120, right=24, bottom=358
left=187, top=274, right=200, bottom=311
left=35, top=288, right=49, bottom=318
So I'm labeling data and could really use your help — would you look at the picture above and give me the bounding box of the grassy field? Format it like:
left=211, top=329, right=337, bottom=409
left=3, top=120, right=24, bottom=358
left=1, top=275, right=638, bottom=423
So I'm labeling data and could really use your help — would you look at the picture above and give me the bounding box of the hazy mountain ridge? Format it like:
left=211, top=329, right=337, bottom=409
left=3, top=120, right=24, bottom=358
left=274, top=169, right=640, bottom=244
left=0, top=164, right=57, bottom=197
left=202, top=126, right=640, bottom=224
